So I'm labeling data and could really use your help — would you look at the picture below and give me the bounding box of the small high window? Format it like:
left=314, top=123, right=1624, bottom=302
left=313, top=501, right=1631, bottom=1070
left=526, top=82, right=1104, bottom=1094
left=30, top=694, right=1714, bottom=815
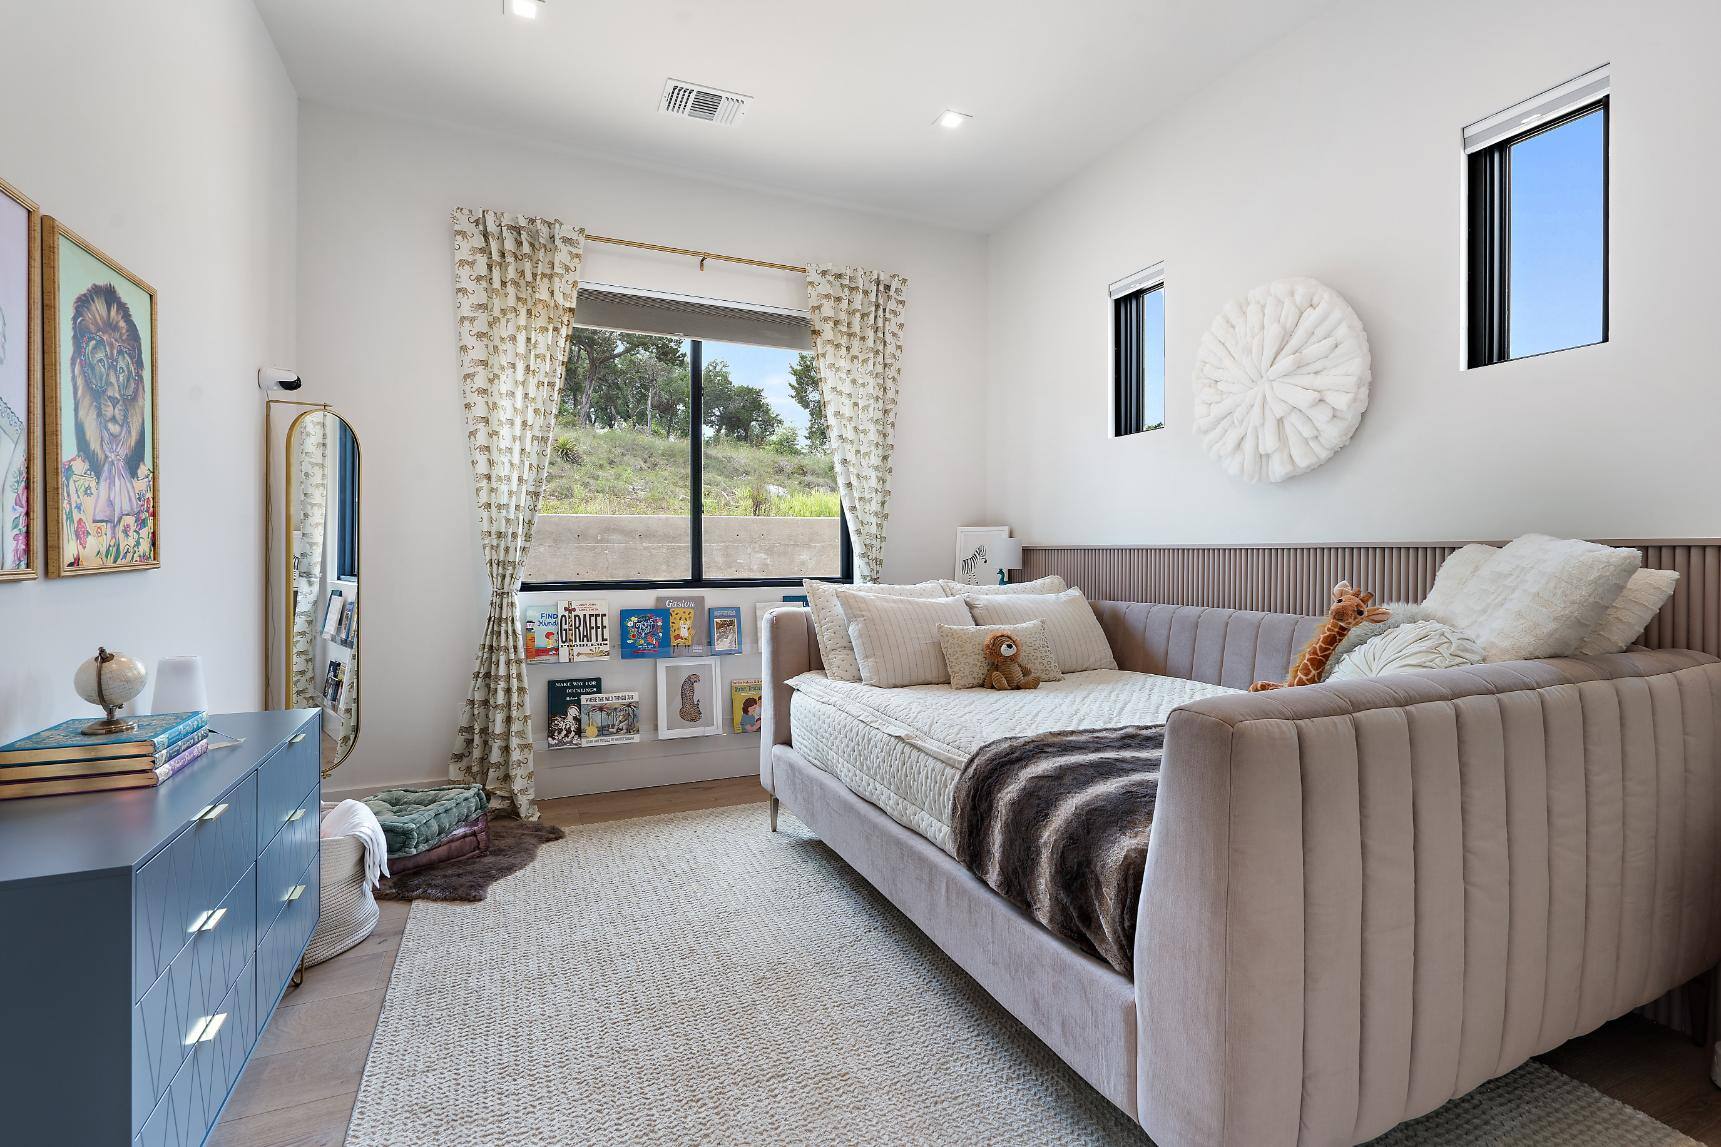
left=1110, top=263, right=1166, bottom=436
left=1466, top=67, right=1609, bottom=368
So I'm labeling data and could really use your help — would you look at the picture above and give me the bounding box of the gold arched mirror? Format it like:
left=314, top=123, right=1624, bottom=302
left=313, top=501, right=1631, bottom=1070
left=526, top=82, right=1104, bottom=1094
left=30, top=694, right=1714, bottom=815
left=266, top=403, right=360, bottom=774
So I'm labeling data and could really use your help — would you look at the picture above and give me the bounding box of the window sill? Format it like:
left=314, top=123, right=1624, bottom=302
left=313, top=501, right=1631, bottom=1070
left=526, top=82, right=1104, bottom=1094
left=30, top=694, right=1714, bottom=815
left=519, top=576, right=849, bottom=593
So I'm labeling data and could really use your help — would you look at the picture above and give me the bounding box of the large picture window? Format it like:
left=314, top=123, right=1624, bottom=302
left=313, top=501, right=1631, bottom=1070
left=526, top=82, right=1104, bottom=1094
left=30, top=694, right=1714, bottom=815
left=1466, top=68, right=1609, bottom=368
left=521, top=324, right=849, bottom=588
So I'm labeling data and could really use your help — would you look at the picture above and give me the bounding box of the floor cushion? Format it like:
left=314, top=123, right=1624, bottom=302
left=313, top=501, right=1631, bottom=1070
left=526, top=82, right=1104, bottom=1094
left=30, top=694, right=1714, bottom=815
left=364, top=784, right=490, bottom=857
left=388, top=812, right=492, bottom=875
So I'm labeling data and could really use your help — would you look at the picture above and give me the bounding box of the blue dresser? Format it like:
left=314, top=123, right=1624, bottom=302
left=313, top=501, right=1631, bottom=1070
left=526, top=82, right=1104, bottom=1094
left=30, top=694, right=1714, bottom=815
left=0, top=710, right=323, bottom=1146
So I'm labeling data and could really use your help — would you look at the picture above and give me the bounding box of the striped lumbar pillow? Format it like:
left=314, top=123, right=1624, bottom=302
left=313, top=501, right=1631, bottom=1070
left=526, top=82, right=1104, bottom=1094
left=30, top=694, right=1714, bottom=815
left=836, top=591, right=974, bottom=688
left=804, top=579, right=948, bottom=682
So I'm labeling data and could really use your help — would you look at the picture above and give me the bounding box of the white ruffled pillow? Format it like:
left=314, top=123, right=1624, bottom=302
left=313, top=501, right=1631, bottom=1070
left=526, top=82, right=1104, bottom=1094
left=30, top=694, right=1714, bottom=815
left=1420, top=535, right=1640, bottom=662
left=1576, top=568, right=1680, bottom=655
left=1327, top=620, right=1484, bottom=682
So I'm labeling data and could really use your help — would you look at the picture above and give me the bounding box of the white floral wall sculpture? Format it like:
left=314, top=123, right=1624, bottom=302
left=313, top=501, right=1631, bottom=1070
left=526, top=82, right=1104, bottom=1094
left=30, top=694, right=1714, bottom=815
left=1193, top=277, right=1371, bottom=483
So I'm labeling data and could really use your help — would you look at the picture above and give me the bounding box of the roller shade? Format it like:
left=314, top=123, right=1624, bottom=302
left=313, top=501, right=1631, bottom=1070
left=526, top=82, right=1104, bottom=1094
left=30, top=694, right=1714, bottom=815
left=573, top=282, right=812, bottom=350
left=1464, top=64, right=1609, bottom=154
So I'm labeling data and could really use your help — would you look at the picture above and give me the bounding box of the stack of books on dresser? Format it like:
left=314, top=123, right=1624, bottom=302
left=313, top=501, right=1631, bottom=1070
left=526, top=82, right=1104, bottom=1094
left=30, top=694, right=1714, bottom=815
left=0, top=711, right=210, bottom=800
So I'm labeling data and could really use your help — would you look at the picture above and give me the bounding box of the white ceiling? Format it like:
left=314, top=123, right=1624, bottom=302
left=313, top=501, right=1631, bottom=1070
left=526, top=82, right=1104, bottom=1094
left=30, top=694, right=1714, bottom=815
left=254, top=0, right=1331, bottom=232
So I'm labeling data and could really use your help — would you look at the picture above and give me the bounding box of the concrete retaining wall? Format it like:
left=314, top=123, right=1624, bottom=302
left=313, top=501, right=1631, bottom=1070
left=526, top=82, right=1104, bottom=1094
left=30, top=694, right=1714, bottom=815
left=524, top=513, right=842, bottom=582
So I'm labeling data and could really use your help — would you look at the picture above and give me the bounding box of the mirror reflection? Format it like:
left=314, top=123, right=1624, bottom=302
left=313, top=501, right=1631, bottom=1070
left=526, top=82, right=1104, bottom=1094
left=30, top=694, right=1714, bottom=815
left=285, top=410, right=360, bottom=770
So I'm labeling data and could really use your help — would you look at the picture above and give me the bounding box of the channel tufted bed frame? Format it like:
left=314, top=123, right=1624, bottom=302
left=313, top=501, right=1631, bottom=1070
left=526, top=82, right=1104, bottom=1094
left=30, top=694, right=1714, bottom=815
left=760, top=598, right=1721, bottom=1147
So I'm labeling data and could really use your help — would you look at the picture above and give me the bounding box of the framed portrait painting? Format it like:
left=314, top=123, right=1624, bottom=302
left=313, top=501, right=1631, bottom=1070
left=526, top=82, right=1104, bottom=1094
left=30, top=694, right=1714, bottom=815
left=42, top=220, right=158, bottom=576
left=0, top=176, right=41, bottom=582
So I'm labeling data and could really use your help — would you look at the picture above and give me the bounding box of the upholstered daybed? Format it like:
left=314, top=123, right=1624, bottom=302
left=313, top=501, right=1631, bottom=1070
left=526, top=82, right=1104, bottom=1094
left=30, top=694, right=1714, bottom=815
left=760, top=599, right=1721, bottom=1147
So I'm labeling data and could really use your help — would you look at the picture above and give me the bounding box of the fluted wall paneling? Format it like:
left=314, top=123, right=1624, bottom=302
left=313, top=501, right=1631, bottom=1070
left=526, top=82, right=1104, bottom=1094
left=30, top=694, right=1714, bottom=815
left=1023, top=541, right=1721, bottom=659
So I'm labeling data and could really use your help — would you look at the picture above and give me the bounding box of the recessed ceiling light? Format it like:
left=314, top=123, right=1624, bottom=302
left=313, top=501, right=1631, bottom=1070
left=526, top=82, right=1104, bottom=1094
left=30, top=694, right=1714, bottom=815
left=935, top=109, right=971, bottom=130
left=506, top=0, right=543, bottom=18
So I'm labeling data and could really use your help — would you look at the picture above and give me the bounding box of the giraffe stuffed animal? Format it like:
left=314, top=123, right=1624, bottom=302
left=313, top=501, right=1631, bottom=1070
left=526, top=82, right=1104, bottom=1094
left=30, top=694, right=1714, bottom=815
left=1249, top=581, right=1390, bottom=691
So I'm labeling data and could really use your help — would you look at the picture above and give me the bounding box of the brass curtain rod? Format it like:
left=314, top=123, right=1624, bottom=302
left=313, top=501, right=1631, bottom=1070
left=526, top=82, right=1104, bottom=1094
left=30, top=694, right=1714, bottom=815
left=584, top=232, right=807, bottom=275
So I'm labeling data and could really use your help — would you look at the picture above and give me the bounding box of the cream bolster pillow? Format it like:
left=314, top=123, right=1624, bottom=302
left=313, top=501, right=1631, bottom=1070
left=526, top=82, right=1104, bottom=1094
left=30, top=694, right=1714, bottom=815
left=804, top=578, right=947, bottom=683
left=939, top=574, right=1067, bottom=597
left=1576, top=567, right=1679, bottom=655
left=1422, top=534, right=1640, bottom=662
left=937, top=620, right=1063, bottom=690
left=963, top=587, right=1117, bottom=673
left=1326, top=620, right=1484, bottom=682
left=837, top=591, right=974, bottom=688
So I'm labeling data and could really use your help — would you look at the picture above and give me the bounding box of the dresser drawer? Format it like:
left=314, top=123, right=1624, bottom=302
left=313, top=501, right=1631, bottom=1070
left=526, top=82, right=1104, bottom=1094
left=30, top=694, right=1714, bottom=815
left=257, top=725, right=319, bottom=852
left=131, top=864, right=256, bottom=1132
left=257, top=783, right=318, bottom=941
left=133, top=772, right=258, bottom=997
left=258, top=852, right=320, bottom=1021
left=137, top=956, right=257, bottom=1147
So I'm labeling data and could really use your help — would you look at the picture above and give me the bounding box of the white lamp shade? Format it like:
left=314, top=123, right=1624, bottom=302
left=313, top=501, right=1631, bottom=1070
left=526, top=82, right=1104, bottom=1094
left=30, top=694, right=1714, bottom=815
left=153, top=656, right=210, bottom=715
left=994, top=537, right=1024, bottom=571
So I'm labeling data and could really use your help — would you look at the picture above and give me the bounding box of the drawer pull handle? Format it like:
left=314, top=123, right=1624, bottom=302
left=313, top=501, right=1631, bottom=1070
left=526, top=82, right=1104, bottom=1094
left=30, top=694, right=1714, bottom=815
left=187, top=910, right=212, bottom=934
left=198, top=907, right=227, bottom=933
left=289, top=733, right=307, bottom=744
left=287, top=807, right=308, bottom=823
left=197, top=802, right=230, bottom=822
left=285, top=883, right=307, bottom=903
left=184, top=1012, right=228, bottom=1044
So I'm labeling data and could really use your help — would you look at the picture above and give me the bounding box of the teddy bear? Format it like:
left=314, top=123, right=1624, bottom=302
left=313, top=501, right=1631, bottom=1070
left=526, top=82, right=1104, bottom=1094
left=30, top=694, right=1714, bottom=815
left=983, top=631, right=1042, bottom=691
left=1249, top=581, right=1390, bottom=691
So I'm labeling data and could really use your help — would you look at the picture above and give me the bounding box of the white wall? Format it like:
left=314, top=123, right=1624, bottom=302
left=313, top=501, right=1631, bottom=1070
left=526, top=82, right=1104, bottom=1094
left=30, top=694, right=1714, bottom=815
left=296, top=103, right=988, bottom=798
left=0, top=0, right=297, bottom=743
left=986, top=0, right=1721, bottom=545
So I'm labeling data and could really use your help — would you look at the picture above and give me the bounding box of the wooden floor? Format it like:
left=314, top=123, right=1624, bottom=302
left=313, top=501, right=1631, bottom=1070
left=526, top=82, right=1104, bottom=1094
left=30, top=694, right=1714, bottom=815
left=211, top=775, right=1721, bottom=1146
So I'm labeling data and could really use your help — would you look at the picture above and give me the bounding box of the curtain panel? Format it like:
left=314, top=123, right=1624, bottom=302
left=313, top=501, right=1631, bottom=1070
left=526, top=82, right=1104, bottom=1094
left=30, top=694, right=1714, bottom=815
left=289, top=414, right=329, bottom=712
left=448, top=208, right=584, bottom=819
left=805, top=265, right=908, bottom=584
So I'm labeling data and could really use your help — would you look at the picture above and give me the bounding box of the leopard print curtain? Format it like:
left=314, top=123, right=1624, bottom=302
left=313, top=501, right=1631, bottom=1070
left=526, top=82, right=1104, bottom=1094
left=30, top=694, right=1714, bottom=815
left=805, top=266, right=908, bottom=584
left=448, top=208, right=584, bottom=819
left=289, top=414, right=328, bottom=711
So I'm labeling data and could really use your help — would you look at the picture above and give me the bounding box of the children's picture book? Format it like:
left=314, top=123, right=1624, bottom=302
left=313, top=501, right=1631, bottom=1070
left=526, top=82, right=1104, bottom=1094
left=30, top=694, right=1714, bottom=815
left=336, top=600, right=357, bottom=646
left=656, top=594, right=705, bottom=648
left=619, top=608, right=671, bottom=658
left=730, top=679, right=764, bottom=734
left=781, top=593, right=810, bottom=606
left=582, top=691, right=641, bottom=746
left=709, top=606, right=742, bottom=654
left=559, top=599, right=611, bottom=662
left=321, top=589, right=345, bottom=638
left=546, top=676, right=603, bottom=749
left=523, top=602, right=561, bottom=663
left=324, top=660, right=347, bottom=708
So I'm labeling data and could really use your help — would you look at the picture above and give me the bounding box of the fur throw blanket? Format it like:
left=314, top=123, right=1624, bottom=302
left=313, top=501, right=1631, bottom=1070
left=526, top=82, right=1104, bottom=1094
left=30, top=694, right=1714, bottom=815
left=951, top=725, right=1166, bottom=976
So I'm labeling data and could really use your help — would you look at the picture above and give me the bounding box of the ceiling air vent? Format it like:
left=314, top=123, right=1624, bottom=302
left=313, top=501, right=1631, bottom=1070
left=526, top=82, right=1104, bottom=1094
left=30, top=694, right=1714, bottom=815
left=660, top=78, right=751, bottom=126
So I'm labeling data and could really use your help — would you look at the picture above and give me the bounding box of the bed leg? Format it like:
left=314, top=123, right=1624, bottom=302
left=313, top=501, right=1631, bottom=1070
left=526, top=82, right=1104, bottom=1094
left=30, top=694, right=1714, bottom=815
left=769, top=796, right=779, bottom=832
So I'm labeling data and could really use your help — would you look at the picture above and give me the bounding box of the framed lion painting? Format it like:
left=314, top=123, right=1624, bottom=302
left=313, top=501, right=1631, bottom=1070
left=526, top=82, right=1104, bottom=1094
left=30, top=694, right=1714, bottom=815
left=0, top=176, right=40, bottom=582
left=42, top=220, right=158, bottom=576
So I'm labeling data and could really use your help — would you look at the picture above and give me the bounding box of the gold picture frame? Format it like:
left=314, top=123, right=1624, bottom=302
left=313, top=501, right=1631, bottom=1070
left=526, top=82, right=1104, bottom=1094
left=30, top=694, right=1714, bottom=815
left=41, top=218, right=159, bottom=577
left=0, top=175, right=42, bottom=583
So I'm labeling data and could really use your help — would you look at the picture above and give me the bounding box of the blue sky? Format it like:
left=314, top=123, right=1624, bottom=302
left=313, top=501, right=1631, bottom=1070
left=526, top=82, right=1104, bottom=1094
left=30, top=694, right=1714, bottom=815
left=1509, top=106, right=1606, bottom=358
left=703, top=339, right=809, bottom=437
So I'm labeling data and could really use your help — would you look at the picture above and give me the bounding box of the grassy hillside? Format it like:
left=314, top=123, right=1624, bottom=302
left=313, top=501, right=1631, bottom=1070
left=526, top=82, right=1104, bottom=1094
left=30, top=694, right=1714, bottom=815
left=543, top=423, right=840, bottom=517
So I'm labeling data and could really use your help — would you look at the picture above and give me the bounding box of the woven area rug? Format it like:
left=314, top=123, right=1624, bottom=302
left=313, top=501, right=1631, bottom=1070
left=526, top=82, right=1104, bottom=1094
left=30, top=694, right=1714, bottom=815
left=347, top=804, right=1697, bottom=1146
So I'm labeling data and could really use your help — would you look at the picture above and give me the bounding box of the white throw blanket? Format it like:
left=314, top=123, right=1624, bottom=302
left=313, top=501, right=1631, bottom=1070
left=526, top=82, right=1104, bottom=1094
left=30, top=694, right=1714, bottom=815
left=321, top=798, right=391, bottom=887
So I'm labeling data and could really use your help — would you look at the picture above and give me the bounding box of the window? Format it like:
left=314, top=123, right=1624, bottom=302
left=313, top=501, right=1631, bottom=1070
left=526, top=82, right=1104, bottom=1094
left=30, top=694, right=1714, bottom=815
left=335, top=420, right=358, bottom=581
left=1466, top=67, right=1609, bottom=367
left=1110, top=263, right=1166, bottom=436
left=522, top=319, right=849, bottom=588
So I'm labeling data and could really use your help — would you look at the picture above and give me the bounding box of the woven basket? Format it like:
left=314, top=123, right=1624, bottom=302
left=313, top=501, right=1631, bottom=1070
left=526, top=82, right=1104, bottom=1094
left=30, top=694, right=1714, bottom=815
left=304, top=832, right=379, bottom=968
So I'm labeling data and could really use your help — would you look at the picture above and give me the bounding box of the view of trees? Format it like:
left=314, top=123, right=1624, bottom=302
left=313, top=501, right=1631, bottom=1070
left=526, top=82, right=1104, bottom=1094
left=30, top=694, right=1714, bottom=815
left=560, top=328, right=823, bottom=451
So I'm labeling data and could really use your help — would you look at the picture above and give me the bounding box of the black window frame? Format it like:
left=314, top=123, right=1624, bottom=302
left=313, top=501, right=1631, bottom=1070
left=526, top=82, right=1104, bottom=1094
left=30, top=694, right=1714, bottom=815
left=1466, top=96, right=1609, bottom=369
left=521, top=334, right=854, bottom=592
left=1112, top=281, right=1166, bottom=437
